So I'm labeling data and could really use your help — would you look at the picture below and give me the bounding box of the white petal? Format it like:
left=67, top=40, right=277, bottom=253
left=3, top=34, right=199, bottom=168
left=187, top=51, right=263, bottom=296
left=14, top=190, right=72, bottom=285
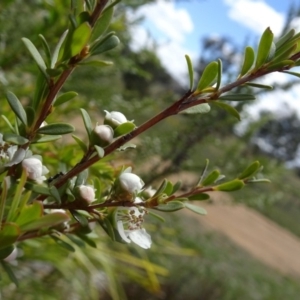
left=128, top=228, right=152, bottom=249
left=6, top=148, right=26, bottom=166
left=117, top=220, right=131, bottom=243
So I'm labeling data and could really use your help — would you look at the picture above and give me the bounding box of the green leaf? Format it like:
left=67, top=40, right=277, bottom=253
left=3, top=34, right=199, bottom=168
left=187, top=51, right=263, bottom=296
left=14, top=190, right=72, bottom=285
left=25, top=183, right=51, bottom=196
left=78, top=60, right=113, bottom=67
left=172, top=181, right=182, bottom=194
left=211, top=101, right=240, bottom=121
left=281, top=70, right=300, bottom=78
left=0, top=223, right=20, bottom=250
left=245, top=83, right=273, bottom=90
left=154, top=201, right=185, bottom=212
left=37, top=123, right=74, bottom=135
left=32, top=135, right=62, bottom=143
left=185, top=54, right=194, bottom=90
left=91, top=5, right=114, bottom=42
left=114, top=122, right=135, bottom=138
left=76, top=233, right=97, bottom=248
left=5, top=91, right=27, bottom=126
left=118, top=143, right=136, bottom=151
left=215, top=59, right=222, bottom=90
left=51, top=30, right=69, bottom=67
left=184, top=203, right=207, bottom=215
left=22, top=38, right=48, bottom=79
left=267, top=59, right=295, bottom=71
left=214, top=179, right=245, bottom=192
left=70, top=22, right=92, bottom=57
left=20, top=212, right=70, bottom=231
left=14, top=201, right=43, bottom=229
left=49, top=186, right=61, bottom=204
left=38, top=34, right=51, bottom=66
left=181, top=103, right=211, bottom=114
left=80, top=108, right=93, bottom=137
left=46, top=68, right=61, bottom=77
left=0, top=178, right=8, bottom=225
left=246, top=178, right=271, bottom=184
left=219, top=94, right=256, bottom=101
left=196, top=61, right=218, bottom=92
left=255, top=27, right=274, bottom=69
left=272, top=43, right=297, bottom=63
left=90, top=34, right=120, bottom=56
left=1, top=261, right=19, bottom=286
left=240, top=46, right=255, bottom=77
left=74, top=170, right=89, bottom=187
left=275, top=28, right=295, bottom=49
left=148, top=210, right=165, bottom=222
left=3, top=133, right=28, bottom=145
left=54, top=91, right=78, bottom=107
left=1, top=115, right=15, bottom=133
left=238, top=161, right=261, bottom=179
left=163, top=180, right=173, bottom=196
left=188, top=193, right=210, bottom=201
left=25, top=106, right=35, bottom=127
left=153, top=179, right=168, bottom=197
left=202, top=169, right=220, bottom=186
left=51, top=235, right=76, bottom=252
left=198, top=159, right=209, bottom=185
left=72, top=135, right=88, bottom=152
left=94, top=145, right=105, bottom=158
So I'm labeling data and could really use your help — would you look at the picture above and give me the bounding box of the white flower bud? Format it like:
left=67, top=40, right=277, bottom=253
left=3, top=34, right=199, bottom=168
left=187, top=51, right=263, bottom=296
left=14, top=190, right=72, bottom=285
left=77, top=185, right=95, bottom=204
left=22, top=157, right=43, bottom=181
left=104, top=110, right=127, bottom=129
left=119, top=172, right=144, bottom=194
left=91, top=124, right=114, bottom=147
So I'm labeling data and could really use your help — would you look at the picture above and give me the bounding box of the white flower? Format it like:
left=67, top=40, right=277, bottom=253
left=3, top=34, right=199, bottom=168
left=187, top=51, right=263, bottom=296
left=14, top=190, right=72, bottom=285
left=115, top=204, right=151, bottom=249
left=119, top=172, right=144, bottom=194
left=0, top=133, right=26, bottom=170
left=104, top=110, right=127, bottom=129
left=77, top=185, right=95, bottom=204
left=92, top=124, right=114, bottom=147
left=22, top=157, right=48, bottom=183
left=142, top=186, right=156, bottom=198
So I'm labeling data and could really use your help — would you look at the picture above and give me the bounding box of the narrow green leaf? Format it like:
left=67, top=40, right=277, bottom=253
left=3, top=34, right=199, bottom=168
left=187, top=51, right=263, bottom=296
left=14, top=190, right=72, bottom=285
left=1, top=261, right=19, bottom=286
left=14, top=201, right=43, bottom=229
left=163, top=181, right=173, bottom=196
left=246, top=178, right=271, bottom=184
left=25, top=106, right=35, bottom=127
left=72, top=135, right=88, bottom=152
left=180, top=103, right=211, bottom=114
left=154, top=201, right=185, bottom=212
left=184, top=203, right=207, bottom=215
left=49, top=186, right=61, bottom=204
left=0, top=178, right=8, bottom=225
left=153, top=179, right=168, bottom=197
left=198, top=159, right=209, bottom=185
left=211, top=101, right=240, bottom=121
left=91, top=5, right=114, bottom=42
left=3, top=133, right=28, bottom=145
left=188, top=193, right=210, bottom=201
left=245, top=83, right=273, bottom=90
left=37, top=123, right=74, bottom=135
left=78, top=60, right=113, bottom=67
left=51, top=235, right=75, bottom=252
left=74, top=170, right=89, bottom=187
left=214, top=179, right=245, bottom=192
left=1, top=115, right=15, bottom=133
left=76, top=233, right=97, bottom=248
left=202, top=169, right=220, bottom=186
left=54, top=91, right=78, bottom=107
left=215, top=59, right=222, bottom=90
left=266, top=59, right=295, bottom=71
left=281, top=70, right=300, bottom=78
left=32, top=135, right=62, bottom=143
left=255, top=27, right=274, bottom=69
left=20, top=212, right=70, bottom=231
left=272, top=43, right=297, bottom=63
left=66, top=234, right=86, bottom=248
left=185, top=54, right=194, bottom=90
left=275, top=28, right=295, bottom=49
left=196, top=61, right=218, bottom=92
left=114, top=122, right=135, bottom=138
left=240, top=46, right=255, bottom=76
left=25, top=183, right=51, bottom=195
left=22, top=38, right=48, bottom=79
left=172, top=181, right=182, bottom=194
left=5, top=92, right=27, bottom=126
left=0, top=223, right=20, bottom=250
left=51, top=30, right=69, bottom=68
left=70, top=22, right=92, bottom=57
left=38, top=34, right=51, bottom=66
left=238, top=161, right=261, bottom=179
left=94, top=145, right=105, bottom=158
left=219, top=94, right=256, bottom=101
left=90, top=34, right=120, bottom=56
left=80, top=108, right=93, bottom=137
left=148, top=210, right=165, bottom=222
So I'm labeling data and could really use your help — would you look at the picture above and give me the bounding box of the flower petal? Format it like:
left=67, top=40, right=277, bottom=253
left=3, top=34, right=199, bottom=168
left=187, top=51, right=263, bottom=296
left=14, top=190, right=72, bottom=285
left=128, top=228, right=152, bottom=249
left=117, top=220, right=131, bottom=243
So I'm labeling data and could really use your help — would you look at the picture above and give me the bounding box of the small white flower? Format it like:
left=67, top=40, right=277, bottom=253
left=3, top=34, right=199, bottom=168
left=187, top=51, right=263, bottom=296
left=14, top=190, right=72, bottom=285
left=119, top=172, right=144, bottom=194
left=115, top=205, right=151, bottom=249
left=92, top=124, right=114, bottom=147
left=104, top=110, right=127, bottom=129
left=77, top=185, right=95, bottom=204
left=22, top=157, right=48, bottom=183
left=143, top=186, right=156, bottom=198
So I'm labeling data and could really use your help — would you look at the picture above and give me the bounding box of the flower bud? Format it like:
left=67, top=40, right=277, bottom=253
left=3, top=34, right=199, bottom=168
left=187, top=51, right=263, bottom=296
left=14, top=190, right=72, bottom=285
left=22, top=157, right=43, bottom=181
left=104, top=110, right=127, bottom=129
left=3, top=247, right=18, bottom=262
left=91, top=124, right=113, bottom=147
left=75, top=185, right=95, bottom=204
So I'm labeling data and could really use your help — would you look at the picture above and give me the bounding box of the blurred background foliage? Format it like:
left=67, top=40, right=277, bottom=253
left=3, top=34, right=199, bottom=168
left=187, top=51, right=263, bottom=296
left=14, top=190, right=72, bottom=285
left=1, top=0, right=300, bottom=299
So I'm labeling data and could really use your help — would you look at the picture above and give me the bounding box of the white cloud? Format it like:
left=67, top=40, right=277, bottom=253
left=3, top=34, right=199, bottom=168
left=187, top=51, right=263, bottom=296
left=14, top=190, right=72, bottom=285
left=128, top=0, right=194, bottom=84
left=224, top=0, right=285, bottom=36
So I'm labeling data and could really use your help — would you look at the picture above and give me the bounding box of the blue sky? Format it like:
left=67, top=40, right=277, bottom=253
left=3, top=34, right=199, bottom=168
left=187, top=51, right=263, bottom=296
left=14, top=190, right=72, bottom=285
left=129, top=0, right=300, bottom=116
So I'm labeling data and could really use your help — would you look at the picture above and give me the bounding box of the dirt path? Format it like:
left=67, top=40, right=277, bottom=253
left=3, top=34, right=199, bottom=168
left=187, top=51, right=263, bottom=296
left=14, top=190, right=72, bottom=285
left=189, top=193, right=300, bottom=278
